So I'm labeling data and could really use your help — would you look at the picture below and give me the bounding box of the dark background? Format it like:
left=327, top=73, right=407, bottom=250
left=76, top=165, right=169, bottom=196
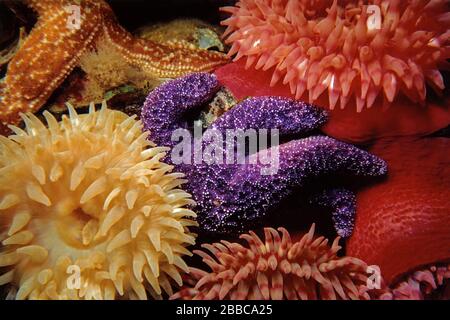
left=0, top=0, right=237, bottom=31
left=109, top=0, right=237, bottom=28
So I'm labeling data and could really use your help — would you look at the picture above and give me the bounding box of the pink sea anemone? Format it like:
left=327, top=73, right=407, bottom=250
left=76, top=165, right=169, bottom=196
left=171, top=224, right=377, bottom=300
left=221, top=0, right=450, bottom=111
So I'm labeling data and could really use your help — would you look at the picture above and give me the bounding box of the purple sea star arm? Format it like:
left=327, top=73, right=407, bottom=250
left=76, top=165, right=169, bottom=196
left=202, top=136, right=387, bottom=234
left=142, top=73, right=329, bottom=149
left=141, top=72, right=220, bottom=147
left=211, top=96, right=328, bottom=135
left=310, top=188, right=357, bottom=238
left=199, top=96, right=329, bottom=181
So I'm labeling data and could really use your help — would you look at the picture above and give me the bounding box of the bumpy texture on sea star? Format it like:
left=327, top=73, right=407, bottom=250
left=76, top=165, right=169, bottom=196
left=141, top=73, right=387, bottom=236
left=0, top=0, right=228, bottom=132
left=221, top=0, right=450, bottom=111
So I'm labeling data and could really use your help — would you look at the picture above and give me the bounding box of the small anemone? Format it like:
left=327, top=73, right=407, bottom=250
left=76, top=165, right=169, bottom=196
left=0, top=103, right=197, bottom=300
left=380, top=264, right=450, bottom=300
left=171, top=224, right=375, bottom=300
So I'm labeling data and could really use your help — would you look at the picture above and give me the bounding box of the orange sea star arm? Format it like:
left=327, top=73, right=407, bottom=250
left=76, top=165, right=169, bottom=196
left=103, top=17, right=229, bottom=79
left=0, top=1, right=103, bottom=126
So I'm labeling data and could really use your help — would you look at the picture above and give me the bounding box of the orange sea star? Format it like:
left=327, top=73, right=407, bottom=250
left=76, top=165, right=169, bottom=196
left=0, top=0, right=228, bottom=132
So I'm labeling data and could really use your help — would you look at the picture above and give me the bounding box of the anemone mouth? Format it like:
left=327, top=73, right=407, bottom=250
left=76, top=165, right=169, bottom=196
left=56, top=207, right=102, bottom=249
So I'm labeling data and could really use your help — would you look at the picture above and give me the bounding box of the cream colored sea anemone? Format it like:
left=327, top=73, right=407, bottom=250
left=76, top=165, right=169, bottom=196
left=0, top=103, right=197, bottom=300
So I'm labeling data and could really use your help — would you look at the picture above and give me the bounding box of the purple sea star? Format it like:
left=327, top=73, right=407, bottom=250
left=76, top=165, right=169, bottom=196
left=141, top=73, right=387, bottom=237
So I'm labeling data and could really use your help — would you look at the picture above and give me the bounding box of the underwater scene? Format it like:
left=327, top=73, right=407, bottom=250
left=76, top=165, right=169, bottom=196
left=0, top=0, right=449, bottom=301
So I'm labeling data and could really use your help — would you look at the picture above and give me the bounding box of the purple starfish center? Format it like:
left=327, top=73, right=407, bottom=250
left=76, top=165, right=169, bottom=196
left=141, top=73, right=387, bottom=236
